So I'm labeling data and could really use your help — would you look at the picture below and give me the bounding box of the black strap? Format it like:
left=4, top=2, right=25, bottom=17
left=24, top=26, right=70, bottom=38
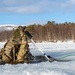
left=24, top=31, right=32, bottom=39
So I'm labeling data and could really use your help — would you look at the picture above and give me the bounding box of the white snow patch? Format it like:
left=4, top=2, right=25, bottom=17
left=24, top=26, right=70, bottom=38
left=0, top=42, right=75, bottom=75
left=0, top=42, right=6, bottom=49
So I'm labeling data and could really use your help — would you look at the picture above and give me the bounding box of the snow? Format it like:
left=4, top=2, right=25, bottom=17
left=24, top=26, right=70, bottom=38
left=0, top=42, right=75, bottom=75
left=0, top=24, right=25, bottom=27
left=0, top=42, right=6, bottom=49
left=0, top=25, right=18, bottom=31
left=0, top=24, right=26, bottom=31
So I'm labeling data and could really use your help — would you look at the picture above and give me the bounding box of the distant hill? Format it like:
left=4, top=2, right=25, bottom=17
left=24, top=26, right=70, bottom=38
left=0, top=24, right=18, bottom=31
left=0, top=24, right=18, bottom=41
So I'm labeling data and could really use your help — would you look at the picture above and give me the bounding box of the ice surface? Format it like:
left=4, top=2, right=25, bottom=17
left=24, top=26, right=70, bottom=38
left=0, top=42, right=75, bottom=75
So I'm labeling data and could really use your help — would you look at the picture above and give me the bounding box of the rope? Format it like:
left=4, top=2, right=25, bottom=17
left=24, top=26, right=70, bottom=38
left=57, top=53, right=75, bottom=59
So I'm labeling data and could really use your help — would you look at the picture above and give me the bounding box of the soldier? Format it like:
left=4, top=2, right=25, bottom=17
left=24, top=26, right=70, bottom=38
left=0, top=26, right=34, bottom=64
left=15, top=26, right=34, bottom=63
left=16, top=26, right=27, bottom=63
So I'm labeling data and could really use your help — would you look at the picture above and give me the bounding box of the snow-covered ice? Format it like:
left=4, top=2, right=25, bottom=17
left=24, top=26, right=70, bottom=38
left=0, top=42, right=75, bottom=75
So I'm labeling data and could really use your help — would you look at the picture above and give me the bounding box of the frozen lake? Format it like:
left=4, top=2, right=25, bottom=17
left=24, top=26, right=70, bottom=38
left=0, top=42, right=75, bottom=75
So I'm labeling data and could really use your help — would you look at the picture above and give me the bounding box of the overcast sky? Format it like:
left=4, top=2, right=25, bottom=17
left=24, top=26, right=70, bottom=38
left=0, top=0, right=75, bottom=25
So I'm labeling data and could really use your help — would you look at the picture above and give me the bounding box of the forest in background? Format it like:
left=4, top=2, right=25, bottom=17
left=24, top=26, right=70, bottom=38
left=0, top=21, right=75, bottom=42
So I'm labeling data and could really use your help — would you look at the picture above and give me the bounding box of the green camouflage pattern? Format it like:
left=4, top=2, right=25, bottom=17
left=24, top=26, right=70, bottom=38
left=16, top=26, right=29, bottom=63
left=0, top=26, right=34, bottom=64
left=1, top=39, right=19, bottom=63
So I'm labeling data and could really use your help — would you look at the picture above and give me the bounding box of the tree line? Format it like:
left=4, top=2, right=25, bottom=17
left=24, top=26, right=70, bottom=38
left=26, top=21, right=75, bottom=42
left=0, top=30, right=13, bottom=42
left=0, top=21, right=75, bottom=42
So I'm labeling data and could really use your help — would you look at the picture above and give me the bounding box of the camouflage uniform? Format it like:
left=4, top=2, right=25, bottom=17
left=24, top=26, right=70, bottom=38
left=0, top=39, right=20, bottom=64
left=16, top=26, right=33, bottom=63
left=0, top=26, right=34, bottom=64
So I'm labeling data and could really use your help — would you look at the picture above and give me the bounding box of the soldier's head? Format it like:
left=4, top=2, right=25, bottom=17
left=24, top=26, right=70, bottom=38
left=13, top=26, right=26, bottom=40
left=18, top=26, right=26, bottom=32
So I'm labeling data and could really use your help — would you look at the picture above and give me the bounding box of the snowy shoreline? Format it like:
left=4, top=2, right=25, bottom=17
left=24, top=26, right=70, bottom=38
left=0, top=42, right=75, bottom=75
